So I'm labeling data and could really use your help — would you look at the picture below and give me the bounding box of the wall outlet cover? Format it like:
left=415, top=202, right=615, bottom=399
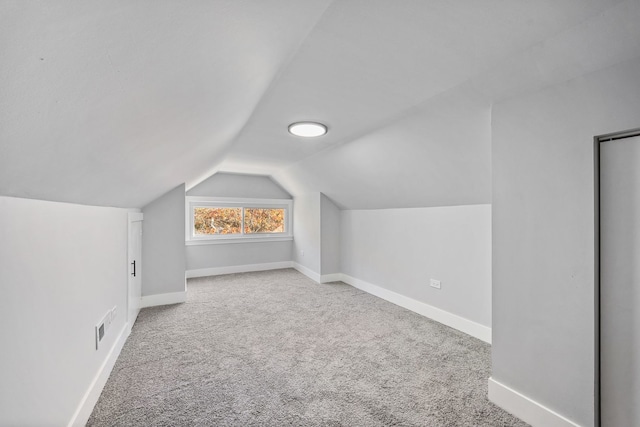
left=430, top=279, right=441, bottom=289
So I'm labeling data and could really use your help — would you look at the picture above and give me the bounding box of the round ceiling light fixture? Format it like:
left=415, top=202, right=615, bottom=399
left=288, top=121, right=327, bottom=137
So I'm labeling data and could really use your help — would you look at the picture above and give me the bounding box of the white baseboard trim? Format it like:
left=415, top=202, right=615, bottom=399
left=293, top=262, right=321, bottom=283
left=320, top=273, right=342, bottom=283
left=186, top=261, right=294, bottom=279
left=68, top=323, right=130, bottom=427
left=340, top=273, right=492, bottom=344
left=293, top=261, right=320, bottom=283
left=141, top=291, right=187, bottom=308
left=488, top=378, right=580, bottom=427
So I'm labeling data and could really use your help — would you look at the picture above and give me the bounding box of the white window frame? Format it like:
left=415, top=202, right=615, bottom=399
left=185, top=196, right=293, bottom=245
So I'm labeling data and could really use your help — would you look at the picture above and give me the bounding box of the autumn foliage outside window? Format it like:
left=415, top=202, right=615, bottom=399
left=244, top=208, right=285, bottom=233
left=194, top=207, right=242, bottom=235
left=194, top=207, right=285, bottom=235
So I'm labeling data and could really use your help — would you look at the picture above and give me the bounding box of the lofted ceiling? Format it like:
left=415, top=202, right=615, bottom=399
left=1, top=0, right=638, bottom=209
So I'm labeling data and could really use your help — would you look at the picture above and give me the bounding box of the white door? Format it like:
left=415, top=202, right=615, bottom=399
left=128, top=214, right=143, bottom=329
left=600, top=135, right=640, bottom=426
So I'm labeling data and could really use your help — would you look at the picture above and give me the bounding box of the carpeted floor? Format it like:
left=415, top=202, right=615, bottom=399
left=88, top=268, right=527, bottom=426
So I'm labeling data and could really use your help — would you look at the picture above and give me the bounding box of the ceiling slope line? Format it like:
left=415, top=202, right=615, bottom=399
left=272, top=86, right=471, bottom=178
left=275, top=0, right=633, bottom=178
left=185, top=0, right=338, bottom=191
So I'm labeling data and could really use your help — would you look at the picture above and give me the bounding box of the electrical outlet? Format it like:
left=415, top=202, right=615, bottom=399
left=430, top=279, right=441, bottom=289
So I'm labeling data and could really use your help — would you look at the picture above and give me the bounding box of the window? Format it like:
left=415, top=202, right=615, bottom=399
left=186, top=197, right=292, bottom=244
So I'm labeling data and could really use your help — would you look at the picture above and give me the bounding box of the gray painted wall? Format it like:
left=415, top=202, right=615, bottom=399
left=320, top=194, right=341, bottom=275
left=341, top=204, right=492, bottom=327
left=186, top=173, right=293, bottom=271
left=188, top=172, right=290, bottom=199
left=0, top=196, right=129, bottom=426
left=186, top=241, right=292, bottom=270
left=293, top=192, right=341, bottom=278
left=142, top=184, right=186, bottom=296
left=293, top=193, right=321, bottom=274
left=492, top=56, right=640, bottom=426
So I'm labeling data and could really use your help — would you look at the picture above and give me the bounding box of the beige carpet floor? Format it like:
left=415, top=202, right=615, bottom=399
left=88, top=268, right=527, bottom=426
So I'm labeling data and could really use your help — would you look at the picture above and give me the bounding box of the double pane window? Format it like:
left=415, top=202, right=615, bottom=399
left=193, top=207, right=285, bottom=236
left=187, top=198, right=292, bottom=242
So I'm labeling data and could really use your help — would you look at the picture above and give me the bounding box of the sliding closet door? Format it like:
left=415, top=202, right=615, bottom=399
left=600, top=135, right=640, bottom=426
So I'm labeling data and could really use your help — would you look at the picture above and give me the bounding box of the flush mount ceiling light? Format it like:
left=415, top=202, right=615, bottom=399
left=288, top=122, right=327, bottom=137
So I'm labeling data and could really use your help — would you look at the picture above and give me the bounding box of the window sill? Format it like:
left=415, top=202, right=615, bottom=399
left=185, top=236, right=293, bottom=246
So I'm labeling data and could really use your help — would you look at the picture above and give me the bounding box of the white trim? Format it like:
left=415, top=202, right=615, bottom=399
left=340, top=273, right=492, bottom=343
left=488, top=378, right=581, bottom=427
left=293, top=262, right=321, bottom=283
left=127, top=212, right=143, bottom=222
left=68, top=323, right=130, bottom=427
left=185, top=196, right=293, bottom=243
left=320, top=273, right=342, bottom=283
left=290, top=270, right=491, bottom=342
left=185, top=236, right=293, bottom=246
left=186, top=261, right=294, bottom=278
left=127, top=213, right=143, bottom=341
left=140, top=291, right=187, bottom=308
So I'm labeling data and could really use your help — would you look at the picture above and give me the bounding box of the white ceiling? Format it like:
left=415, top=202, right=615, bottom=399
left=1, top=0, right=638, bottom=209
left=0, top=0, right=332, bottom=207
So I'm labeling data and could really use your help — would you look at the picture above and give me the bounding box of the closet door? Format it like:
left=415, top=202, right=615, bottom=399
left=600, top=135, right=640, bottom=426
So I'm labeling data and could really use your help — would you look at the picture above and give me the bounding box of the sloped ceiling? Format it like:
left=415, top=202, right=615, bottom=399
left=1, top=0, right=638, bottom=209
left=0, top=0, right=332, bottom=207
